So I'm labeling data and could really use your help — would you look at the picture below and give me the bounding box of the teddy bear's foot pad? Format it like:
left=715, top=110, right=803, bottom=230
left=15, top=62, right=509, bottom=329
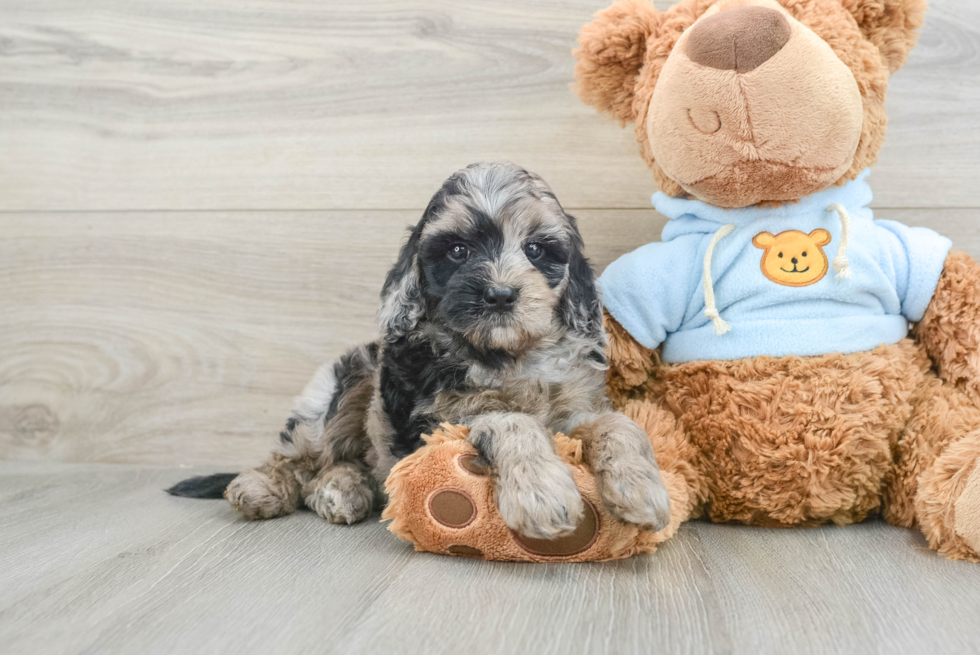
left=509, top=498, right=599, bottom=557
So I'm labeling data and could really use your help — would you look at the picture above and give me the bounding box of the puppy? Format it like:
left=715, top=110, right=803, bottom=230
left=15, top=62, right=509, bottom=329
left=169, top=162, right=670, bottom=539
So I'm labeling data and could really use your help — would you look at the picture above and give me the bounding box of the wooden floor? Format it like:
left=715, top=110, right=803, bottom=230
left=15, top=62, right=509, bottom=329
left=3, top=0, right=980, bottom=652
left=1, top=462, right=979, bottom=655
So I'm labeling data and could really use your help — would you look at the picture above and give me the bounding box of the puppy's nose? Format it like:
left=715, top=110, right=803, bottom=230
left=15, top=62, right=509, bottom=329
left=483, top=286, right=519, bottom=311
left=685, top=6, right=791, bottom=73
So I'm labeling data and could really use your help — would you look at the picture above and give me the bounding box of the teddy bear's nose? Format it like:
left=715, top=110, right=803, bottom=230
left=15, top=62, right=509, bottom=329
left=791, top=257, right=799, bottom=264
left=685, top=6, right=792, bottom=74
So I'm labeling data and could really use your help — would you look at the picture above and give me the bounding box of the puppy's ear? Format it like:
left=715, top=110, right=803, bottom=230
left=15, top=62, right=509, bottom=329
left=378, top=226, right=425, bottom=341
left=841, top=0, right=927, bottom=73
left=574, top=0, right=661, bottom=125
left=558, top=214, right=604, bottom=346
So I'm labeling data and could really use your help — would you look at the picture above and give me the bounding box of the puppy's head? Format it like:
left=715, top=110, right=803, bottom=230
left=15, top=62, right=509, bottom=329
left=379, top=162, right=601, bottom=355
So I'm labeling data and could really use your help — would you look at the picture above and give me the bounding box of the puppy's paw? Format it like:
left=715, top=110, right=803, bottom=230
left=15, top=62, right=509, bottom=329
left=225, top=469, right=292, bottom=521
left=596, top=457, right=670, bottom=532
left=495, top=458, right=585, bottom=540
left=305, top=472, right=374, bottom=525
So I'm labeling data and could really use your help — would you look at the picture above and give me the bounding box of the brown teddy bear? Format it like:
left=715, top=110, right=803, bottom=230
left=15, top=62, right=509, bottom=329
left=384, top=0, right=980, bottom=562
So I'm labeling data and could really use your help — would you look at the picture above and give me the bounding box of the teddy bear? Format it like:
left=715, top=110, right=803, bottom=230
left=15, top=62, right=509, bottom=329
left=382, top=0, right=980, bottom=563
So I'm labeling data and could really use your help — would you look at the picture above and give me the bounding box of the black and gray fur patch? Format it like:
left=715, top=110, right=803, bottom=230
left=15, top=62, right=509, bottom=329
left=380, top=334, right=469, bottom=458
left=557, top=213, right=603, bottom=342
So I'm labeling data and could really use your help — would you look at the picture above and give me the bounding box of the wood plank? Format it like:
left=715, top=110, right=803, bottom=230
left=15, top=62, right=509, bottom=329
left=0, top=0, right=977, bottom=211
left=1, top=209, right=977, bottom=465
left=336, top=525, right=733, bottom=655
left=691, top=521, right=980, bottom=654
left=0, top=463, right=417, bottom=654
left=1, top=463, right=979, bottom=655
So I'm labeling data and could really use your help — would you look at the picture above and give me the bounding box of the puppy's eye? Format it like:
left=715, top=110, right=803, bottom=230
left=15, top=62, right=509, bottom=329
left=447, top=244, right=469, bottom=262
left=524, top=242, right=544, bottom=260
left=778, top=252, right=783, bottom=258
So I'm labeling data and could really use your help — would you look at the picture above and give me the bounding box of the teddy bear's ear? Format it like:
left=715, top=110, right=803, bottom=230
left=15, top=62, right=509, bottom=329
left=574, top=0, right=661, bottom=125
left=841, top=0, right=928, bottom=73
left=752, top=232, right=774, bottom=249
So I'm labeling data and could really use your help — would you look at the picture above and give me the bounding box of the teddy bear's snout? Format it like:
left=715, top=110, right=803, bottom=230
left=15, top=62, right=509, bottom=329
left=685, top=6, right=791, bottom=74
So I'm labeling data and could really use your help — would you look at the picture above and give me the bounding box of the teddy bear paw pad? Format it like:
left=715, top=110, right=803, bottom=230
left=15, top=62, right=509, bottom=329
left=427, top=488, right=477, bottom=528
left=510, top=497, right=600, bottom=557
left=447, top=544, right=484, bottom=558
left=457, top=453, right=490, bottom=476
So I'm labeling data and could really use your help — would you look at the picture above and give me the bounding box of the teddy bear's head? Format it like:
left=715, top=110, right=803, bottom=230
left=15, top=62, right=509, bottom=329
left=574, top=0, right=926, bottom=208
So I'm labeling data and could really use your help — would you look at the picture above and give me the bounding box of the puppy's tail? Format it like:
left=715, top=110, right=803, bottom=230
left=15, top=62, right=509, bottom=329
left=166, top=473, right=238, bottom=499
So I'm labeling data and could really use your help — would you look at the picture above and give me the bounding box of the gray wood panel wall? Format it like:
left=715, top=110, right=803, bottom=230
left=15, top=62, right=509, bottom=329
left=2, top=0, right=979, bottom=466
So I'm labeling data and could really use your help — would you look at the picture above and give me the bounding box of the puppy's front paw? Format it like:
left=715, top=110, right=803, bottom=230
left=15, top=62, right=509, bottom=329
left=495, top=458, right=585, bottom=540
left=225, top=469, right=292, bottom=521
left=596, top=457, right=670, bottom=532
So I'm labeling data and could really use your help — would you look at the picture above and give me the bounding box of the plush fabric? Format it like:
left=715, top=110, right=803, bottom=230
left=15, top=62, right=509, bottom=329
left=599, top=171, right=952, bottom=362
left=607, top=290, right=980, bottom=563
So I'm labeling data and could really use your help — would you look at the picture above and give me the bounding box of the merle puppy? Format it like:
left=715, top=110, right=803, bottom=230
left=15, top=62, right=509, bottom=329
left=170, top=162, right=669, bottom=539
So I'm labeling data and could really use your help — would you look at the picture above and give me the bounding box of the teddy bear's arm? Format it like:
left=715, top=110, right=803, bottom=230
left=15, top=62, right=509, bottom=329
left=604, top=310, right=660, bottom=393
left=915, top=250, right=980, bottom=403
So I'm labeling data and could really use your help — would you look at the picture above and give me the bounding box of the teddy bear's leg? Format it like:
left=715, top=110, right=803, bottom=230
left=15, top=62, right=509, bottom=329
left=615, top=399, right=705, bottom=539
left=301, top=462, right=379, bottom=524
left=884, top=376, right=980, bottom=561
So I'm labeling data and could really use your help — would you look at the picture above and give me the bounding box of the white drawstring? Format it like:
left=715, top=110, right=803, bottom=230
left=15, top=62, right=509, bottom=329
left=703, top=223, right=736, bottom=335
left=826, top=203, right=852, bottom=280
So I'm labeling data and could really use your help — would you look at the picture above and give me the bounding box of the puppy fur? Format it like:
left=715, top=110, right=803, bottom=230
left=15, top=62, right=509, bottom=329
left=171, top=162, right=670, bottom=539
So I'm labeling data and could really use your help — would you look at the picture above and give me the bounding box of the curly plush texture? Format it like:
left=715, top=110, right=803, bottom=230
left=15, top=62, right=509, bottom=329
left=916, top=249, right=980, bottom=405
left=603, top=252, right=980, bottom=562
left=841, top=0, right=928, bottom=72
left=575, top=0, right=663, bottom=125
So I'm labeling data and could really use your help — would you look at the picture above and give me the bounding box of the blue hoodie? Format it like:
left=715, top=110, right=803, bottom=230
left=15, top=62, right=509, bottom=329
left=599, top=171, right=952, bottom=363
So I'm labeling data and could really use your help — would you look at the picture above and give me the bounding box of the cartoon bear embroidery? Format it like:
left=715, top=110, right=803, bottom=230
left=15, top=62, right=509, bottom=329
left=752, top=229, right=831, bottom=287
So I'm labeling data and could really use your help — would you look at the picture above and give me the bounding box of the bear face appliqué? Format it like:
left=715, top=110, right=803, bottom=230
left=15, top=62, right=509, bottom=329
left=752, top=229, right=831, bottom=287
